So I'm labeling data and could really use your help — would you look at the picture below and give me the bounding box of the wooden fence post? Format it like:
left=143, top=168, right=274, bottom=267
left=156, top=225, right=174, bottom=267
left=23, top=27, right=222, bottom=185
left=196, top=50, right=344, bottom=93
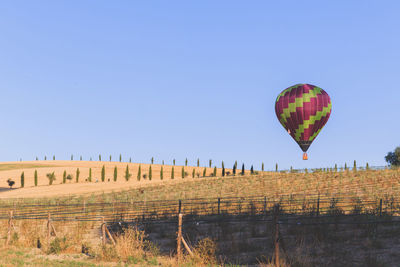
left=101, top=217, right=106, bottom=246
left=316, top=195, right=320, bottom=217
left=218, top=198, right=221, bottom=215
left=177, top=213, right=183, bottom=263
left=274, top=204, right=280, bottom=267
left=263, top=197, right=267, bottom=215
left=6, top=211, right=13, bottom=246
left=47, top=213, right=51, bottom=247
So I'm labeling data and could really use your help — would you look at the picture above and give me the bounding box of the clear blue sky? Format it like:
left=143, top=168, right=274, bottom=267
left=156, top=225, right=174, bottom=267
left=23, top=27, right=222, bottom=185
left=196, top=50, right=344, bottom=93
left=1, top=1, right=399, bottom=170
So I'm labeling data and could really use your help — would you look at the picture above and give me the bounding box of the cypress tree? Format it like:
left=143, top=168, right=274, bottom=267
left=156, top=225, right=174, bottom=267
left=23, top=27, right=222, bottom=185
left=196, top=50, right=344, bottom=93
left=76, top=168, right=80, bottom=183
left=125, top=165, right=131, bottom=181
left=151, top=157, right=154, bottom=164
left=192, top=168, right=195, bottom=178
left=21, top=172, right=25, bottom=188
left=233, top=163, right=236, bottom=175
left=209, top=159, right=212, bottom=168
left=129, top=157, right=132, bottom=163
left=114, top=166, right=118, bottom=182
left=222, top=165, right=225, bottom=177
left=34, top=170, right=38, bottom=186
left=290, top=166, right=293, bottom=173
left=149, top=165, right=152, bottom=180
left=185, top=158, right=188, bottom=166
left=181, top=166, right=184, bottom=179
left=36, top=157, right=38, bottom=161
left=173, top=159, right=176, bottom=166
left=353, top=160, right=357, bottom=172
left=137, top=165, right=141, bottom=181
left=53, top=155, right=55, bottom=160
left=119, top=154, right=122, bottom=162
left=235, top=161, right=238, bottom=169
left=366, top=162, right=369, bottom=170
left=99, top=154, right=101, bottom=162
left=276, top=163, right=278, bottom=172
left=63, top=170, right=67, bottom=183
left=241, top=164, right=245, bottom=175
left=334, top=164, right=338, bottom=172
left=90, top=157, right=92, bottom=161
left=345, top=163, right=348, bottom=170
left=160, top=166, right=164, bottom=180
left=162, top=160, right=164, bottom=165
left=101, top=165, right=105, bottom=182
left=305, top=168, right=308, bottom=174
left=80, top=155, right=82, bottom=161
left=213, top=166, right=217, bottom=177
left=109, top=155, right=112, bottom=162
left=251, top=165, right=254, bottom=174
left=203, top=167, right=206, bottom=177
left=88, top=168, right=92, bottom=182
left=71, top=155, right=73, bottom=161
left=197, top=158, right=200, bottom=167
left=171, top=166, right=175, bottom=179
left=44, top=156, right=47, bottom=160
left=262, top=162, right=264, bottom=172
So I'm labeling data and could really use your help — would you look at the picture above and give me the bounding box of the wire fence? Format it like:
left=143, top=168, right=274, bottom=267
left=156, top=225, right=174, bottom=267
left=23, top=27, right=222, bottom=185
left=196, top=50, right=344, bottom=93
left=1, top=193, right=399, bottom=224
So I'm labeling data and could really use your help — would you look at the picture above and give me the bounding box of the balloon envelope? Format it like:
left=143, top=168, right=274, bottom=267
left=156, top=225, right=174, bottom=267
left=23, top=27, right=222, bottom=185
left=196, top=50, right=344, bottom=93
left=275, top=84, right=332, bottom=152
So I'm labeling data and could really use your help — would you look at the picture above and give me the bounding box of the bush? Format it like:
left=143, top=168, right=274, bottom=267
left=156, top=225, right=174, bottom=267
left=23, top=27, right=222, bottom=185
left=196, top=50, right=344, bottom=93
left=47, top=172, right=56, bottom=185
left=193, top=238, right=217, bottom=265
left=48, top=236, right=69, bottom=254
left=7, top=179, right=15, bottom=188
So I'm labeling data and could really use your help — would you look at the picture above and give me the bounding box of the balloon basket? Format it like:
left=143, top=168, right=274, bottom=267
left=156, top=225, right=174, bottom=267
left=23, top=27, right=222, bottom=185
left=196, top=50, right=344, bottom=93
left=302, top=153, right=308, bottom=160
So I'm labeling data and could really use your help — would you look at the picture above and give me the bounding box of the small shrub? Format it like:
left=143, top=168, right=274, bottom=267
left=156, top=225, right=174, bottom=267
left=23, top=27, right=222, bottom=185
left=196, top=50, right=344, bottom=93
left=48, top=236, right=69, bottom=255
left=7, top=179, right=15, bottom=188
left=46, top=172, right=56, bottom=185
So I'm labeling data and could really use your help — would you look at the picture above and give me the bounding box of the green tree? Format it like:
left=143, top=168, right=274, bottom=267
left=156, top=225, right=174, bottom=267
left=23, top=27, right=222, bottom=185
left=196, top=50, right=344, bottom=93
left=173, top=159, right=176, bottom=166
left=129, top=157, right=132, bottom=163
left=119, top=154, right=122, bottom=162
left=36, top=157, right=38, bottom=161
left=71, top=155, right=73, bottom=161
left=20, top=172, right=25, bottom=188
left=114, top=166, right=118, bottom=182
left=80, top=155, right=82, bottom=161
left=63, top=170, right=67, bottom=183
left=366, top=162, right=370, bottom=170
left=160, top=166, right=164, bottom=180
left=34, top=170, right=38, bottom=186
left=99, top=154, right=102, bottom=162
left=290, top=166, right=293, bottom=173
left=353, top=160, right=357, bottom=172
left=76, top=168, right=80, bottom=183
left=149, top=165, right=152, bottom=181
left=109, top=155, right=112, bottom=162
left=44, top=156, right=47, bottom=160
left=137, top=165, right=141, bottom=181
left=209, top=159, right=212, bottom=168
left=241, top=164, right=245, bottom=175
left=101, top=165, right=105, bottom=182
left=192, top=168, right=195, bottom=178
left=275, top=163, right=278, bottom=172
left=53, top=155, right=55, bottom=160
left=262, top=162, right=264, bottom=172
left=251, top=165, right=254, bottom=174
left=185, top=158, right=188, bottom=166
left=197, top=158, right=200, bottom=167
left=181, top=166, right=185, bottom=179
left=46, top=172, right=56, bottom=185
left=222, top=162, right=225, bottom=177
left=171, top=166, right=175, bottom=179
left=151, top=157, right=154, bottom=164
left=203, top=167, right=206, bottom=177
left=162, top=160, right=164, bottom=165
left=344, top=163, right=348, bottom=170
left=385, top=147, right=400, bottom=166
left=213, top=166, right=217, bottom=177
left=232, top=163, right=236, bottom=175
left=334, top=164, right=338, bottom=172
left=88, top=168, right=92, bottom=182
left=125, top=165, right=131, bottom=181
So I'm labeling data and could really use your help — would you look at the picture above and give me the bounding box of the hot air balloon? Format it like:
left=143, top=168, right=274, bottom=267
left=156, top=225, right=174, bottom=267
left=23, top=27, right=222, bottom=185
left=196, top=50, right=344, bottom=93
left=275, top=84, right=332, bottom=160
